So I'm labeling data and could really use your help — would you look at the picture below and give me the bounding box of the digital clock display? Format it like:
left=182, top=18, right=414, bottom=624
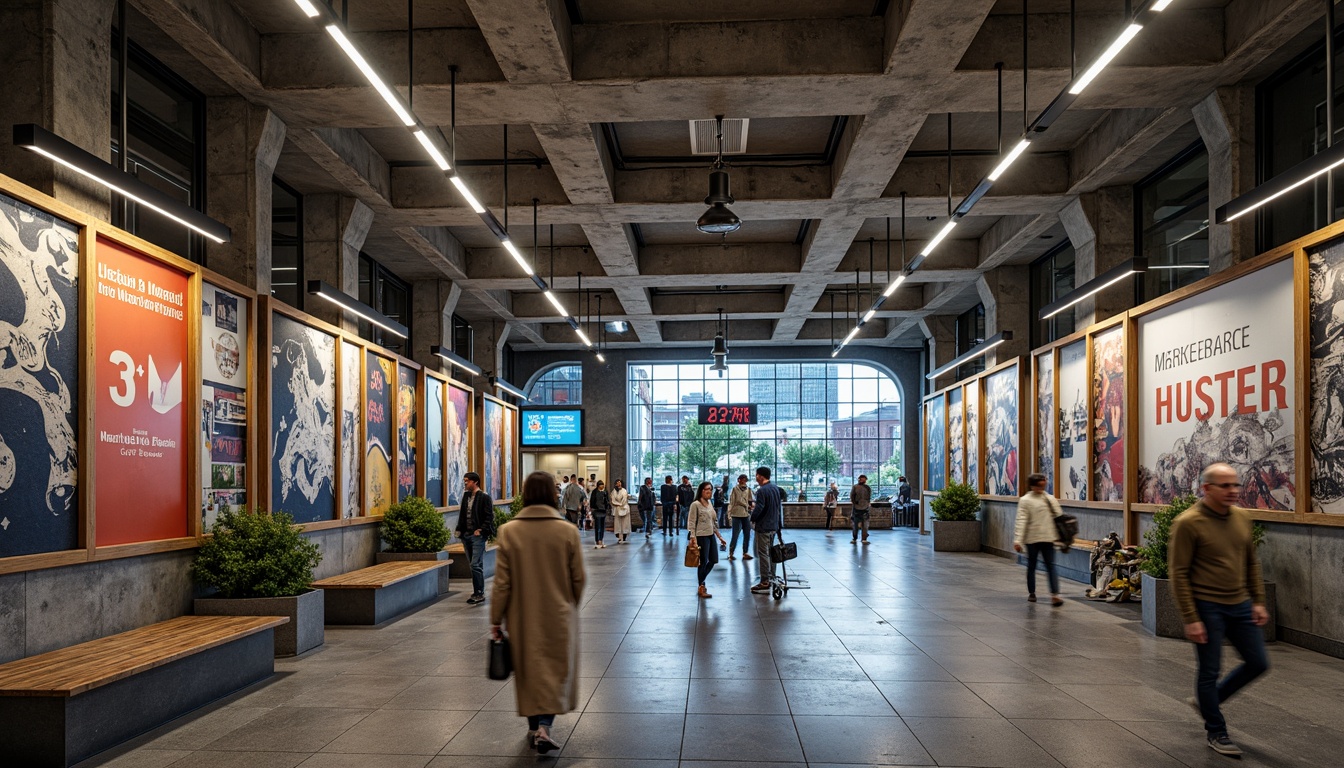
left=697, top=404, right=759, bottom=425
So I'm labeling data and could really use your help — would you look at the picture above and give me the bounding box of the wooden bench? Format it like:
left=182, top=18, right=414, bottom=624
left=313, top=560, right=450, bottom=625
left=0, top=615, right=287, bottom=767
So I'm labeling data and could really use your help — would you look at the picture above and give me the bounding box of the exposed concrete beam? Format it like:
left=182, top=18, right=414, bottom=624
left=394, top=226, right=468, bottom=280
left=288, top=127, right=393, bottom=207
left=884, top=283, right=973, bottom=341
left=978, top=212, right=1062, bottom=271
left=464, top=0, right=572, bottom=84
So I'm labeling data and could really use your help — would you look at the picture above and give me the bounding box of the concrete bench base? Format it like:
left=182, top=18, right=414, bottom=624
left=447, top=543, right=497, bottom=581
left=0, top=628, right=276, bottom=767
left=323, top=568, right=443, bottom=625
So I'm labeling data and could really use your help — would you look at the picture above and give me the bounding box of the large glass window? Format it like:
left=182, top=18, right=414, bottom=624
left=626, top=361, right=903, bottom=501
left=1030, top=243, right=1077, bottom=348
left=955, top=304, right=986, bottom=379
left=1136, top=142, right=1210, bottom=301
left=271, top=179, right=302, bottom=308
left=1257, top=29, right=1344, bottom=251
left=527, top=364, right=582, bottom=405
left=111, top=36, right=205, bottom=262
left=357, top=253, right=411, bottom=355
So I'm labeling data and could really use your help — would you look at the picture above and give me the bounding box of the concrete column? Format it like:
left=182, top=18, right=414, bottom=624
left=1059, top=188, right=1134, bottom=326
left=1194, top=86, right=1256, bottom=273
left=410, top=280, right=462, bottom=370
left=977, top=266, right=1031, bottom=363
left=0, top=0, right=116, bottom=218
left=472, top=322, right=513, bottom=390
left=303, top=195, right=373, bottom=331
left=918, top=315, right=958, bottom=392
left=204, top=97, right=286, bottom=292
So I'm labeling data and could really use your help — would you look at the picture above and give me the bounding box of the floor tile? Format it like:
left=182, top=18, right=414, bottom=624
left=783, top=678, right=894, bottom=715
left=558, top=712, right=685, bottom=760
left=1012, top=718, right=1187, bottom=768
left=383, top=676, right=509, bottom=711
left=436, top=710, right=575, bottom=757
left=774, top=653, right=868, bottom=680
left=680, top=714, right=804, bottom=762
left=689, top=651, right=780, bottom=679
left=903, top=716, right=1064, bottom=767
left=584, top=676, right=689, bottom=713
left=874, top=680, right=1001, bottom=718
left=159, top=753, right=308, bottom=768
left=686, top=677, right=789, bottom=714
left=202, top=707, right=374, bottom=753
left=792, top=714, right=933, bottom=765
left=297, top=755, right=432, bottom=768
left=603, top=651, right=691, bottom=678
left=968, top=682, right=1105, bottom=720
left=320, top=708, right=472, bottom=755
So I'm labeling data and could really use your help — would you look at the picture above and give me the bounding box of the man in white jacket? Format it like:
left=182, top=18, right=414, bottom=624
left=1013, top=472, right=1063, bottom=607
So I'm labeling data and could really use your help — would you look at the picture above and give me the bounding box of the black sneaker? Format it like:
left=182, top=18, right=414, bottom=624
left=751, top=583, right=771, bottom=594
left=466, top=594, right=484, bottom=604
left=1207, top=734, right=1243, bottom=756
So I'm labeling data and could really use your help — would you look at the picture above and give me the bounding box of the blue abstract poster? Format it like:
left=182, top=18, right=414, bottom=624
left=426, top=377, right=444, bottom=507
left=0, top=193, right=79, bottom=557
left=270, top=313, right=336, bottom=523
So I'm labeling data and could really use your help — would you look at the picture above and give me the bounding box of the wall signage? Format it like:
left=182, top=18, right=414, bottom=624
left=696, top=403, right=759, bottom=425
left=520, top=409, right=583, bottom=446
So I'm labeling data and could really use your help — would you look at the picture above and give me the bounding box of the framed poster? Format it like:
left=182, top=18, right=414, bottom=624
left=397, top=364, right=418, bottom=502
left=269, top=312, right=336, bottom=524
left=425, top=376, right=445, bottom=507
left=339, top=341, right=361, bottom=518
left=984, top=364, right=1019, bottom=497
left=482, top=395, right=506, bottom=500
left=965, top=382, right=980, bottom=492
left=0, top=192, right=80, bottom=557
left=446, top=381, right=471, bottom=507
left=1035, top=351, right=1055, bottom=494
left=201, top=282, right=248, bottom=529
left=947, top=388, right=964, bottom=485
left=1140, top=258, right=1295, bottom=510
left=925, top=397, right=946, bottom=492
left=502, top=403, right=517, bottom=500
left=1313, top=242, right=1344, bottom=513
left=1058, top=339, right=1089, bottom=500
left=1092, top=326, right=1125, bottom=502
left=365, top=352, right=395, bottom=516
left=94, top=236, right=190, bottom=546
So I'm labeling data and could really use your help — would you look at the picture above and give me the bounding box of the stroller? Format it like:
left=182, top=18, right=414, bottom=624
left=767, top=528, right=808, bottom=600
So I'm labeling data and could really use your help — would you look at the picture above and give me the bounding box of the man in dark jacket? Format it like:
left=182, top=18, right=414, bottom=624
left=677, top=475, right=694, bottom=534
left=660, top=476, right=678, bottom=535
left=850, top=474, right=873, bottom=545
left=455, top=471, right=495, bottom=604
left=750, top=467, right=784, bottom=593
left=638, top=477, right=657, bottom=538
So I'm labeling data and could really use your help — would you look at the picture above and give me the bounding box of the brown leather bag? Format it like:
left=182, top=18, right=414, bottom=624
left=684, top=538, right=701, bottom=568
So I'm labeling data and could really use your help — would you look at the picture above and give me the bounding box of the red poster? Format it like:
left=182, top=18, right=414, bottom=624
left=95, top=237, right=190, bottom=545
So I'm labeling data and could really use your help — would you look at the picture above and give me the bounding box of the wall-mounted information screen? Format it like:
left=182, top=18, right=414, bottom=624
left=521, top=409, right=583, bottom=446
left=697, top=404, right=759, bottom=425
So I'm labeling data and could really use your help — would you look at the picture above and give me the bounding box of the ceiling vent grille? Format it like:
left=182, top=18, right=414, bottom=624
left=689, top=118, right=749, bottom=155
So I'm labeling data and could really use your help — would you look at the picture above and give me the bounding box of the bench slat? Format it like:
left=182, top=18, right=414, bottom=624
left=0, top=615, right=288, bottom=697
left=312, top=560, right=449, bottom=590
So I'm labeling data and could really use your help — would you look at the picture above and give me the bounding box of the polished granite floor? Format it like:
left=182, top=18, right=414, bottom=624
left=88, top=527, right=1344, bottom=768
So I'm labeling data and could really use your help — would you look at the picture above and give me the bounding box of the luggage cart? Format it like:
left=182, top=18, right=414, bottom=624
left=768, top=530, right=809, bottom=600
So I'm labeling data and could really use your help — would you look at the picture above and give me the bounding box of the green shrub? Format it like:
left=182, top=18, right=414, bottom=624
left=1138, top=494, right=1267, bottom=579
left=381, top=496, right=450, bottom=553
left=493, top=504, right=516, bottom=542
left=192, top=507, right=322, bottom=599
left=931, top=481, right=981, bottom=522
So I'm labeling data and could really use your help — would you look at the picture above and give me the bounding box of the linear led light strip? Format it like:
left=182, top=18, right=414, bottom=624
left=834, top=0, right=1176, bottom=358
left=292, top=0, right=591, bottom=346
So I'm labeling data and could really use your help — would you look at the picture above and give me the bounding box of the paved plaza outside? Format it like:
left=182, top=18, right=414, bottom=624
left=88, top=528, right=1344, bottom=768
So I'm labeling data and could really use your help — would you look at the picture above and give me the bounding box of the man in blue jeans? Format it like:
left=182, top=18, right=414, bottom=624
left=455, top=472, right=496, bottom=605
left=750, top=467, right=783, bottom=593
left=1169, top=462, right=1270, bottom=758
left=638, top=477, right=658, bottom=538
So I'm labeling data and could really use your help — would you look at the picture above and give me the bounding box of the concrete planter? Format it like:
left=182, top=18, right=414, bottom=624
left=377, top=550, right=451, bottom=595
left=932, top=520, right=981, bottom=552
left=1141, top=574, right=1277, bottom=641
left=447, top=542, right=498, bottom=580
left=195, top=588, right=324, bottom=657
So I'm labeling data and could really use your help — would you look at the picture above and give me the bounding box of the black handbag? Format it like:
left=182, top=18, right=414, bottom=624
left=488, top=635, right=513, bottom=680
left=769, top=531, right=798, bottom=563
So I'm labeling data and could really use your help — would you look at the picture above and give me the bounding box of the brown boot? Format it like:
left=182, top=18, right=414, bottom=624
left=697, top=584, right=712, bottom=599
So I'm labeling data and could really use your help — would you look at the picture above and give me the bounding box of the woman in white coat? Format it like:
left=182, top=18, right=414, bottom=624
left=1013, top=472, right=1063, bottom=606
left=610, top=479, right=631, bottom=543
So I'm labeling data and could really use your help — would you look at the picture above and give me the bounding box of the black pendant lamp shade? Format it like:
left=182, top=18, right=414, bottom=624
left=697, top=169, right=741, bottom=234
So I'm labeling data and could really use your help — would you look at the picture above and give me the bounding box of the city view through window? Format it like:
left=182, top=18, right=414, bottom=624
left=627, top=361, right=903, bottom=501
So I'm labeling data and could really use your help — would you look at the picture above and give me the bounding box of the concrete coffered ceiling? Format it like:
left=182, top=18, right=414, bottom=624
left=129, top=0, right=1323, bottom=350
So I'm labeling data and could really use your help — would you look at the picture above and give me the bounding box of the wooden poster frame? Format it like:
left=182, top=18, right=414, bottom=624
left=442, top=376, right=474, bottom=512
left=922, top=357, right=1025, bottom=504
left=479, top=392, right=519, bottom=504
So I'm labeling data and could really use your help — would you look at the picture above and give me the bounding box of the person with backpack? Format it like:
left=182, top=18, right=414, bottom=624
left=1013, top=472, right=1064, bottom=607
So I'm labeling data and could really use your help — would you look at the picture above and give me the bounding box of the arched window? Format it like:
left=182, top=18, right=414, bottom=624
left=526, top=363, right=582, bottom=405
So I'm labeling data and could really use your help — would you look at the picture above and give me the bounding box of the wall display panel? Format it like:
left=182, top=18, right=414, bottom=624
left=925, top=397, right=946, bottom=491
left=365, top=352, right=395, bottom=516
left=339, top=341, right=361, bottom=518
left=269, top=312, right=336, bottom=524
left=1314, top=241, right=1344, bottom=513
left=0, top=193, right=80, bottom=557
left=947, top=388, right=964, bottom=485
left=95, top=236, right=190, bottom=545
left=984, top=365, right=1020, bottom=497
left=1092, top=326, right=1125, bottom=502
left=446, top=383, right=470, bottom=506
left=201, top=283, right=248, bottom=529
left=425, top=377, right=445, bottom=507
left=1057, top=340, right=1089, bottom=500
left=1141, top=258, right=1296, bottom=509
left=397, top=364, right=417, bottom=502
left=965, top=382, right=980, bottom=492
left=503, top=405, right=517, bottom=500
left=482, top=396, right=505, bottom=499
left=1035, top=352, right=1055, bottom=494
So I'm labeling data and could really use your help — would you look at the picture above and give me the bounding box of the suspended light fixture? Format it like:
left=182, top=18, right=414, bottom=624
left=697, top=116, right=742, bottom=235
left=928, top=332, right=1014, bottom=380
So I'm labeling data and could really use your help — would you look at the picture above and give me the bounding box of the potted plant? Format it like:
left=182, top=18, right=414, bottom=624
left=1137, top=495, right=1274, bottom=639
left=378, top=495, right=452, bottom=594
left=193, top=507, right=324, bottom=657
left=930, top=481, right=982, bottom=552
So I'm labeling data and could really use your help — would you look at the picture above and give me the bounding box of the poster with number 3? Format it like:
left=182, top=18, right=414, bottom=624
left=94, top=237, right=190, bottom=545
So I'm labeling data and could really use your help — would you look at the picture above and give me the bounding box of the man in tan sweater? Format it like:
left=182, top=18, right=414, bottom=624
left=1168, top=462, right=1269, bottom=758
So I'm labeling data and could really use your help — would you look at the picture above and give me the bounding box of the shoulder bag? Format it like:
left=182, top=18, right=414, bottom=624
left=1048, top=496, right=1078, bottom=552
left=684, top=536, right=701, bottom=567
left=488, top=634, right=513, bottom=680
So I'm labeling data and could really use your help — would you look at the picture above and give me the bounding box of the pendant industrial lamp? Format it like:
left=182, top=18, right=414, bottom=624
left=697, top=116, right=742, bottom=235
left=710, top=307, right=729, bottom=375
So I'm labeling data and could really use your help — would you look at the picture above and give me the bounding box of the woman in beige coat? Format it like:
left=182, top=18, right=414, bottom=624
left=490, top=471, right=586, bottom=754
left=610, top=480, right=631, bottom=543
